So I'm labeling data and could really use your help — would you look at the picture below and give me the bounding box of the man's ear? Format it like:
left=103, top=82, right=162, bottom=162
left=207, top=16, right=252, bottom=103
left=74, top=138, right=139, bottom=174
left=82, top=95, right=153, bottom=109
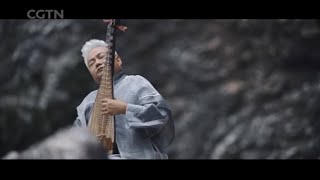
left=116, top=55, right=122, bottom=66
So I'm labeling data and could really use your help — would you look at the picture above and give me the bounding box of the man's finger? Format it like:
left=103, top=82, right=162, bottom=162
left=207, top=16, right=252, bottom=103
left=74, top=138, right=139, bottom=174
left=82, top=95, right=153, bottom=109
left=101, top=99, right=108, bottom=103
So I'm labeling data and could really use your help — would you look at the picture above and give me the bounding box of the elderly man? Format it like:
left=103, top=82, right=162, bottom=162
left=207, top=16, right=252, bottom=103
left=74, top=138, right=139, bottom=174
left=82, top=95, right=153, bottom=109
left=73, top=39, right=175, bottom=159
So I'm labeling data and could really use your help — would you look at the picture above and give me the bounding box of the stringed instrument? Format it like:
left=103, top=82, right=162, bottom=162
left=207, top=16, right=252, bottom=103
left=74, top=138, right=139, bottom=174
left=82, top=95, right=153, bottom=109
left=88, top=19, right=127, bottom=155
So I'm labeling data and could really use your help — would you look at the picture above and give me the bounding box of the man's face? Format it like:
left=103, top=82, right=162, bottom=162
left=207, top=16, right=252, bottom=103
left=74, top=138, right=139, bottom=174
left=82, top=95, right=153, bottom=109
left=87, top=46, right=122, bottom=84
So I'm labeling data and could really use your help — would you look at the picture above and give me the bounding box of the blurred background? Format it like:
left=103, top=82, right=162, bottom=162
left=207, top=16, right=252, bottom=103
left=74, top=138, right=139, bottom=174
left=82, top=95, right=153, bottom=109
left=1, top=19, right=320, bottom=159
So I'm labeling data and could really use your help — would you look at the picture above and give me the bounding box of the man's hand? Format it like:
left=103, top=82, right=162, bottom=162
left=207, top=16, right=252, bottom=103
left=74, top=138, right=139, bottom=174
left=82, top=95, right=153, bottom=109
left=101, top=98, right=127, bottom=116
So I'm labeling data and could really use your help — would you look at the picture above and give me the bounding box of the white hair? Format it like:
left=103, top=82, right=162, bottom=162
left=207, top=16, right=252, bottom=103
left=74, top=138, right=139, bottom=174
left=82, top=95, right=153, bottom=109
left=81, top=39, right=107, bottom=68
left=81, top=39, right=119, bottom=68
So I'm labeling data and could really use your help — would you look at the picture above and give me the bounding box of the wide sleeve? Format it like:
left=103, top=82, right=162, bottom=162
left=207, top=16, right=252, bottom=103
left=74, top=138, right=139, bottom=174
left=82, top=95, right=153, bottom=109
left=72, top=103, right=88, bottom=128
left=124, top=76, right=175, bottom=148
left=72, top=91, right=96, bottom=128
left=73, top=117, right=83, bottom=128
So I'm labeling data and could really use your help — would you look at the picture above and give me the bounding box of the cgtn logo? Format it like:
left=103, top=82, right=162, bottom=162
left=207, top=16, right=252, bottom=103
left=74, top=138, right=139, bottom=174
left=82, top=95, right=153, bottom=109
left=27, top=9, right=64, bottom=19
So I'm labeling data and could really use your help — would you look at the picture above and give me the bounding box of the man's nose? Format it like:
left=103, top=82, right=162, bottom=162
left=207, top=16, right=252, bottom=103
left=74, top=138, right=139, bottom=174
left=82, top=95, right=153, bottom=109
left=96, top=58, right=106, bottom=68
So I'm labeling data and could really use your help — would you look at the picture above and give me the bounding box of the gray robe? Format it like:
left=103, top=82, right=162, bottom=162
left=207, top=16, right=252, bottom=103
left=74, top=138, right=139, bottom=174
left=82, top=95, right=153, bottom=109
left=73, top=71, right=175, bottom=159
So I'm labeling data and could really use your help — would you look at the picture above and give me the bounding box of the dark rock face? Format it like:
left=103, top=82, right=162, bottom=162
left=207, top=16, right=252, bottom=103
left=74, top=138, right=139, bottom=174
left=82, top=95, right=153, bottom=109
left=1, top=19, right=320, bottom=159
